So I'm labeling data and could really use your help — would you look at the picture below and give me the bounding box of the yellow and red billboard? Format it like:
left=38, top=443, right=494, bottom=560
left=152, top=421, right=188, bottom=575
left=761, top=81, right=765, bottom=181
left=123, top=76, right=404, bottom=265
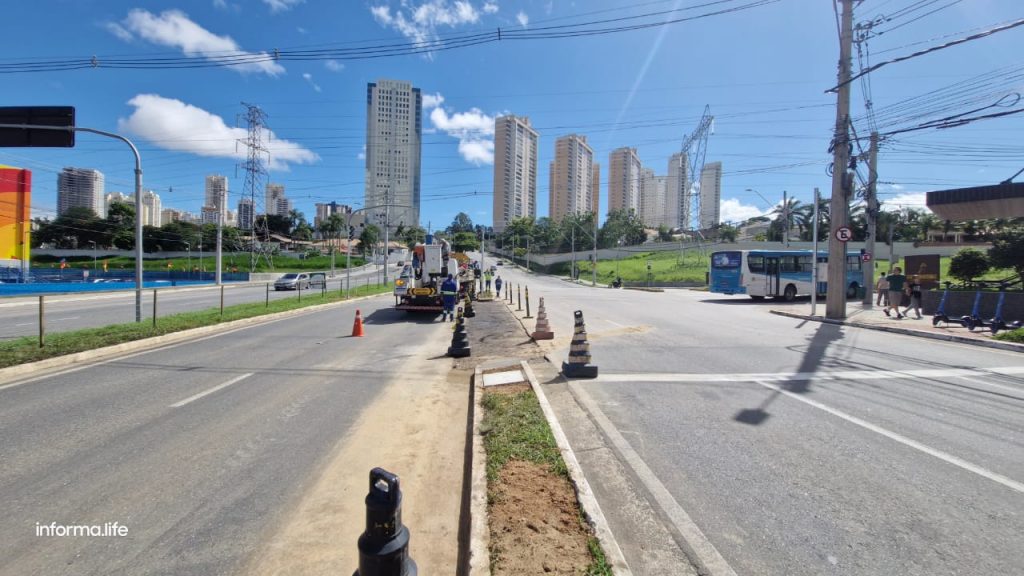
left=0, top=165, right=31, bottom=264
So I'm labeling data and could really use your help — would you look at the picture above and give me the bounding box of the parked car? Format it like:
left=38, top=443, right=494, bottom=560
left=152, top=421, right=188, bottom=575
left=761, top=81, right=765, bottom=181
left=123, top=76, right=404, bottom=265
left=274, top=272, right=311, bottom=291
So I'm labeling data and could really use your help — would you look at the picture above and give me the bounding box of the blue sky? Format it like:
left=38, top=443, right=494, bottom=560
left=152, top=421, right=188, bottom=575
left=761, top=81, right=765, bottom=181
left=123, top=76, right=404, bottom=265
left=2, top=0, right=1022, bottom=230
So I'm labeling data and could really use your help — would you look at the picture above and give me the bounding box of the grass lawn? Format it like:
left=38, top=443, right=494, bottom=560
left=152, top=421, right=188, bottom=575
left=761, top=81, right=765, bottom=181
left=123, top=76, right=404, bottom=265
left=0, top=282, right=391, bottom=368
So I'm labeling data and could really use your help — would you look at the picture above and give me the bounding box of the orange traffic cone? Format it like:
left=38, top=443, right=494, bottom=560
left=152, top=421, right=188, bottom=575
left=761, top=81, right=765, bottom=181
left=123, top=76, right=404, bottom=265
left=352, top=309, right=365, bottom=337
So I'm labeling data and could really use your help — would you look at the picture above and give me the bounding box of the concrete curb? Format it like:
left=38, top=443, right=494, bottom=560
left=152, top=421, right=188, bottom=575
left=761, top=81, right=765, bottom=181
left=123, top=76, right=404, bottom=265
left=521, top=360, right=633, bottom=576
left=769, top=309, right=1024, bottom=353
left=468, top=365, right=492, bottom=576
left=0, top=292, right=388, bottom=385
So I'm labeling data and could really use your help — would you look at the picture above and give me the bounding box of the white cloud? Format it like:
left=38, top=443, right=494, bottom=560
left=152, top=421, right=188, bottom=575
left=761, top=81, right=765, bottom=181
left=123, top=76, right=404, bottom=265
left=358, top=144, right=366, bottom=161
left=719, top=198, right=766, bottom=223
left=302, top=72, right=321, bottom=92
left=264, top=0, right=304, bottom=12
left=324, top=59, right=345, bottom=72
left=296, top=26, right=308, bottom=34
left=429, top=103, right=496, bottom=165
left=369, top=1, right=488, bottom=55
left=516, top=10, right=529, bottom=27
left=117, top=94, right=319, bottom=171
left=880, top=192, right=930, bottom=212
left=212, top=0, right=227, bottom=8
left=109, top=9, right=285, bottom=76
left=421, top=92, right=445, bottom=109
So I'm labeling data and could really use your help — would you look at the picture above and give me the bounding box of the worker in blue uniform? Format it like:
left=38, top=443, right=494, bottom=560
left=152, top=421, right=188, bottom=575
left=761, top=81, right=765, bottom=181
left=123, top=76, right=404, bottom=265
left=440, top=274, right=458, bottom=322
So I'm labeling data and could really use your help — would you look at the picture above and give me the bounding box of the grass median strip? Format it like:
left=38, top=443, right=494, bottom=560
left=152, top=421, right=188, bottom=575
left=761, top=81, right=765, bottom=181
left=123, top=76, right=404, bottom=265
left=481, top=388, right=611, bottom=576
left=0, top=284, right=391, bottom=368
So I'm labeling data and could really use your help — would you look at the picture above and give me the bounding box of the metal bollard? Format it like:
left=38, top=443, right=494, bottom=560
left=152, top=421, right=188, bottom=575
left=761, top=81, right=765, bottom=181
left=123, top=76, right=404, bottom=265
left=266, top=283, right=270, bottom=308
left=517, top=284, right=522, bottom=311
left=525, top=286, right=532, bottom=318
left=38, top=295, right=45, bottom=348
left=220, top=285, right=225, bottom=317
left=152, top=289, right=158, bottom=327
left=354, top=468, right=417, bottom=576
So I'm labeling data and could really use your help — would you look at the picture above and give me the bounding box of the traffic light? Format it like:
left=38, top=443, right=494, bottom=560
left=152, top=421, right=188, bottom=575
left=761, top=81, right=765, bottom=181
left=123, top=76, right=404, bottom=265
left=348, top=226, right=355, bottom=240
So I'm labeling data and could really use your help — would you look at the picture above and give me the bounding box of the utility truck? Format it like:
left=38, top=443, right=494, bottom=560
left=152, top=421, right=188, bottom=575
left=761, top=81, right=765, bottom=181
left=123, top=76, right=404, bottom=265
left=393, top=237, right=469, bottom=312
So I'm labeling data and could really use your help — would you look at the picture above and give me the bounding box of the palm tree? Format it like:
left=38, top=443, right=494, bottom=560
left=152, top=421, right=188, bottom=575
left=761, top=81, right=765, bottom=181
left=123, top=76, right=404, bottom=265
left=771, top=198, right=802, bottom=243
left=916, top=213, right=940, bottom=242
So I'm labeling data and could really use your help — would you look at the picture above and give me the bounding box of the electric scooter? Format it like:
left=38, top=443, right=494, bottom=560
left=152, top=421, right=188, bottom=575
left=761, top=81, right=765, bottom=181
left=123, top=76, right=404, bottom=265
left=932, top=281, right=953, bottom=326
left=988, top=284, right=1009, bottom=334
left=960, top=284, right=985, bottom=331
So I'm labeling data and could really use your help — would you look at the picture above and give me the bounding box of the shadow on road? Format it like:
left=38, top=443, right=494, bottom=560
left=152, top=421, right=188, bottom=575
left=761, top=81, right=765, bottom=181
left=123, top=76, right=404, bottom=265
left=734, top=321, right=846, bottom=425
left=699, top=296, right=812, bottom=305
left=363, top=307, right=441, bottom=325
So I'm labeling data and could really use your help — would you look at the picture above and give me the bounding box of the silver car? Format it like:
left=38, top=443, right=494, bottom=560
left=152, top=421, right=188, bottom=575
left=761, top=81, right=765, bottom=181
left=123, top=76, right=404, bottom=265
left=274, top=272, right=311, bottom=291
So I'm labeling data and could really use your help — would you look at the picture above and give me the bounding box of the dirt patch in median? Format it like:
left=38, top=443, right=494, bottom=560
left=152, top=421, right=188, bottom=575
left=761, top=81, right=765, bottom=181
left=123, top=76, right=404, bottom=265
left=489, top=459, right=593, bottom=575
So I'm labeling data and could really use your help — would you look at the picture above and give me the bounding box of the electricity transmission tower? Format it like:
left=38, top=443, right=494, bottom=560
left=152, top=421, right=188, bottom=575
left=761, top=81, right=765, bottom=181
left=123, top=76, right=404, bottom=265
left=678, top=105, right=714, bottom=233
left=237, top=102, right=274, bottom=272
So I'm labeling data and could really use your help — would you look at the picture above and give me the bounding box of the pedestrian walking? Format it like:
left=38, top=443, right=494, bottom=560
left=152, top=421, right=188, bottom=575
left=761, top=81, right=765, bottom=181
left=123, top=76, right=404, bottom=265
left=440, top=274, right=458, bottom=322
left=484, top=269, right=493, bottom=291
left=884, top=266, right=907, bottom=319
left=904, top=275, right=923, bottom=319
left=875, top=273, right=889, bottom=306
left=494, top=275, right=503, bottom=298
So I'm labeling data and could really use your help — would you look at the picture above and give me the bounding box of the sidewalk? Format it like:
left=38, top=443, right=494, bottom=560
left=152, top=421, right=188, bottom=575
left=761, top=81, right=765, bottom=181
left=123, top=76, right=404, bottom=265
left=770, top=301, right=1024, bottom=352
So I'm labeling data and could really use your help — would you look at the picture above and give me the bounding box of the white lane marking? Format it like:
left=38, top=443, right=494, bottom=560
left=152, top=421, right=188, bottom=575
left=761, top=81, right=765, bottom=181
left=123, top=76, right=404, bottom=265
left=753, top=379, right=1024, bottom=495
left=52, top=316, right=81, bottom=322
left=594, top=366, right=1024, bottom=385
left=14, top=323, right=32, bottom=327
left=955, top=376, right=1024, bottom=395
left=570, top=381, right=738, bottom=576
left=170, top=373, right=253, bottom=408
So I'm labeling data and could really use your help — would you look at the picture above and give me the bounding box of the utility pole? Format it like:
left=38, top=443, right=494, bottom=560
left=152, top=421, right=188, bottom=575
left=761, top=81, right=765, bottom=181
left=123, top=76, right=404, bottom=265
left=592, top=216, right=598, bottom=287
left=863, top=131, right=879, bottom=306
left=215, top=187, right=224, bottom=285
left=826, top=0, right=854, bottom=320
left=783, top=190, right=789, bottom=247
left=811, top=187, right=820, bottom=316
left=570, top=226, right=576, bottom=282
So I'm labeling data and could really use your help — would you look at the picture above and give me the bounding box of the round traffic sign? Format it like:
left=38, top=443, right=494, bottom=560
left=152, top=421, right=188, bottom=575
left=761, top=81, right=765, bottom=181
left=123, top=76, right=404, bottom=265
left=835, top=226, right=853, bottom=242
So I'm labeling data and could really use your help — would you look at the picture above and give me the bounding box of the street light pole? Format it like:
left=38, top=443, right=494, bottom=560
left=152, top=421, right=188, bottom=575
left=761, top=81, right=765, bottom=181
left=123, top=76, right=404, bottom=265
left=89, top=240, right=96, bottom=270
left=0, top=123, right=145, bottom=321
left=184, top=242, right=190, bottom=276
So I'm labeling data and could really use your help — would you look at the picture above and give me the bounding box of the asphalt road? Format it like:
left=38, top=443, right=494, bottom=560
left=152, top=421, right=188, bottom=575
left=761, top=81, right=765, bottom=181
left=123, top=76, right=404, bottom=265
left=495, top=263, right=1024, bottom=576
left=0, top=294, right=450, bottom=576
left=0, top=266, right=393, bottom=340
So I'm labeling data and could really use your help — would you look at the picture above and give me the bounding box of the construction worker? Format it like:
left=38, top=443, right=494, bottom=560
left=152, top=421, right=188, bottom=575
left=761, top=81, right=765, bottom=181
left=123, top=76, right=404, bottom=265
left=484, top=269, right=493, bottom=291
left=441, top=273, right=458, bottom=322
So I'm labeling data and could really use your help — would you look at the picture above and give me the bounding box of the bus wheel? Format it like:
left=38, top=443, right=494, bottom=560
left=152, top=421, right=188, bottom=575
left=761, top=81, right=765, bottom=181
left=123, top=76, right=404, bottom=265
left=783, top=284, right=797, bottom=302
left=846, top=282, right=859, bottom=299
left=749, top=295, right=765, bottom=301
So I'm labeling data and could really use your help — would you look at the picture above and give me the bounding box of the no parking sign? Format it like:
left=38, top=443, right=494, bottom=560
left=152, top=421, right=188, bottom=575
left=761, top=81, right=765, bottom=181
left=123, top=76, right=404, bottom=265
left=834, top=226, right=853, bottom=242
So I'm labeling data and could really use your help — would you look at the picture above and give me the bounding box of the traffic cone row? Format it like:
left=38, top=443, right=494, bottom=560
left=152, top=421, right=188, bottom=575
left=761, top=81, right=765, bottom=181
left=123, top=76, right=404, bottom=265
left=531, top=297, right=554, bottom=340
left=463, top=293, right=476, bottom=318
left=562, top=310, right=597, bottom=378
left=447, top=307, right=471, bottom=357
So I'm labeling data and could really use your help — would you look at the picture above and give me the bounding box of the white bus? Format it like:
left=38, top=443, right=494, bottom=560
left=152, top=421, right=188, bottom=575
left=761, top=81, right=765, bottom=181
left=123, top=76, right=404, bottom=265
left=709, top=249, right=863, bottom=301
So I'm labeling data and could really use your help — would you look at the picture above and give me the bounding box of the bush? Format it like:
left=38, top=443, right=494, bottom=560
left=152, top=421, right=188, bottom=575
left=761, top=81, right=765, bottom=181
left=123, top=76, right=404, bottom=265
left=949, top=249, right=989, bottom=284
left=994, top=328, right=1024, bottom=344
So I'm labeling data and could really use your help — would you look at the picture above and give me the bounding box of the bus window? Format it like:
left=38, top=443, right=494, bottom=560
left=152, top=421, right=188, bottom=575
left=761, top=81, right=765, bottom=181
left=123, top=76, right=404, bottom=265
left=747, top=255, right=764, bottom=273
left=712, top=252, right=741, bottom=269
left=780, top=256, right=799, bottom=273
left=798, top=255, right=813, bottom=273
left=847, top=255, right=861, bottom=271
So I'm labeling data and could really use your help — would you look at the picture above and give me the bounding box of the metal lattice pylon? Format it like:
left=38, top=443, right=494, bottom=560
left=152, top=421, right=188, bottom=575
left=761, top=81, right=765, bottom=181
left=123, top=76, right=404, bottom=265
left=237, top=102, right=275, bottom=272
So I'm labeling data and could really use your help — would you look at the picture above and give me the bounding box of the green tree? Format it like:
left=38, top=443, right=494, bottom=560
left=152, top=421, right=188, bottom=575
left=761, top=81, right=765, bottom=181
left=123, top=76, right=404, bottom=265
left=949, top=248, right=989, bottom=284
left=451, top=231, right=480, bottom=252
left=447, top=212, right=474, bottom=234
left=359, top=224, right=380, bottom=257
left=400, top=225, right=427, bottom=249
left=657, top=225, right=673, bottom=242
left=598, top=209, right=644, bottom=248
left=989, top=230, right=1024, bottom=287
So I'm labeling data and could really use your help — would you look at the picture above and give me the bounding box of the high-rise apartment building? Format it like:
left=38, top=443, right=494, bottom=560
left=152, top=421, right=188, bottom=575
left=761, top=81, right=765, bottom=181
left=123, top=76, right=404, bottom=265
left=237, top=198, right=255, bottom=231
left=365, top=79, right=422, bottom=234
left=549, top=134, right=599, bottom=223
left=666, top=152, right=690, bottom=231
left=103, top=191, right=131, bottom=217
left=699, top=161, right=723, bottom=229
left=265, top=183, right=286, bottom=216
left=315, top=201, right=351, bottom=229
left=592, top=163, right=601, bottom=219
left=205, top=175, right=228, bottom=214
left=640, top=169, right=667, bottom=229
left=161, top=208, right=185, bottom=226
left=608, top=148, right=642, bottom=216
left=140, top=190, right=161, bottom=227
left=492, top=115, right=539, bottom=233
left=57, top=167, right=104, bottom=216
